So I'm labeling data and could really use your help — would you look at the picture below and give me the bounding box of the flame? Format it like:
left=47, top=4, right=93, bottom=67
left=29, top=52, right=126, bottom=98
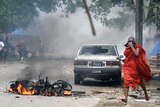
left=9, top=88, right=14, bottom=92
left=64, top=90, right=72, bottom=96
left=8, top=81, right=72, bottom=96
left=45, top=90, right=51, bottom=96
left=17, top=83, right=35, bottom=95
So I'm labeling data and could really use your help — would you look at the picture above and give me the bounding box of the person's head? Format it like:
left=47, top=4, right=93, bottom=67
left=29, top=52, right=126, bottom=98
left=0, top=41, right=4, bottom=51
left=125, top=36, right=136, bottom=47
left=128, top=37, right=136, bottom=43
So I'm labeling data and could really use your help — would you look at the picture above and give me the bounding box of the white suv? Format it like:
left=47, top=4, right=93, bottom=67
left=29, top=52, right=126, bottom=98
left=74, top=44, right=122, bottom=85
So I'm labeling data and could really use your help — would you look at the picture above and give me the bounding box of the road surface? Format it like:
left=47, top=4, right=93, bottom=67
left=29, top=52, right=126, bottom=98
left=0, top=59, right=159, bottom=107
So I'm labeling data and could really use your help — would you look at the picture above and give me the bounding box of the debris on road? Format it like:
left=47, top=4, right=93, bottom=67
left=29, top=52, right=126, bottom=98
left=7, top=76, right=86, bottom=97
left=15, top=96, right=20, bottom=98
left=155, top=100, right=160, bottom=105
left=72, top=91, right=85, bottom=96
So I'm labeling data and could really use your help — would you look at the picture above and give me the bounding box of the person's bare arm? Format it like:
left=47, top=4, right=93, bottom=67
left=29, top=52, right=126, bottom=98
left=128, top=42, right=139, bottom=56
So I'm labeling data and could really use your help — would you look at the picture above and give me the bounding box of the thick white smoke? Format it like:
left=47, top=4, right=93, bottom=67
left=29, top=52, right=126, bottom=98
left=26, top=9, right=155, bottom=58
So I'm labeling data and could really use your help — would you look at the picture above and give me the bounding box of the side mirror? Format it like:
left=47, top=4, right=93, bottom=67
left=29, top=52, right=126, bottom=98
left=120, top=55, right=124, bottom=59
left=116, top=55, right=124, bottom=61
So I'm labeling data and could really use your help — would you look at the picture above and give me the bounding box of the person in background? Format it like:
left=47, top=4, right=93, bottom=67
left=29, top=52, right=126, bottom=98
left=39, top=40, right=44, bottom=57
left=0, top=41, right=4, bottom=51
left=2, top=34, right=10, bottom=62
left=9, top=37, right=16, bottom=56
left=0, top=41, right=4, bottom=61
left=17, top=40, right=26, bottom=63
left=122, top=36, right=152, bottom=103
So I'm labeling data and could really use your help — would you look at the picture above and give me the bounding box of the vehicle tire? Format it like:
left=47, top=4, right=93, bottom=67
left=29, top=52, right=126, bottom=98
left=74, top=73, right=81, bottom=84
left=114, top=74, right=121, bottom=85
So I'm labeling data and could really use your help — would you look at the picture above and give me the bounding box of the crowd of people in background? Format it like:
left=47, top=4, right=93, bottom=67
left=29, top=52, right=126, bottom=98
left=0, top=34, right=44, bottom=63
left=0, top=34, right=45, bottom=63
left=0, top=34, right=17, bottom=63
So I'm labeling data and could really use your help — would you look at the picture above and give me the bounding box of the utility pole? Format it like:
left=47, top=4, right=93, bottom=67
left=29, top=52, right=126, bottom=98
left=135, top=0, right=143, bottom=45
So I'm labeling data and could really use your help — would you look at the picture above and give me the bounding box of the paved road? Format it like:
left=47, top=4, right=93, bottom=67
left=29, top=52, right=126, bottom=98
left=0, top=59, right=159, bottom=107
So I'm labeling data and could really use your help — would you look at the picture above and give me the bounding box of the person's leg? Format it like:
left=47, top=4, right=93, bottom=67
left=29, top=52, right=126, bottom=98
left=124, top=87, right=129, bottom=102
left=21, top=56, right=24, bottom=63
left=140, top=80, right=149, bottom=101
left=20, top=53, right=23, bottom=63
left=4, top=51, right=7, bottom=63
left=122, top=87, right=129, bottom=103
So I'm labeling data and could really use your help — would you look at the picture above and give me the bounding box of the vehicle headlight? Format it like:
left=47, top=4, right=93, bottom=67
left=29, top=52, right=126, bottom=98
left=106, top=61, right=121, bottom=66
left=74, top=60, right=88, bottom=65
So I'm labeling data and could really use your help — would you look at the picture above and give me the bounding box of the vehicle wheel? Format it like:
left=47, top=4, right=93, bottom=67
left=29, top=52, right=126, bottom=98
left=114, top=74, right=121, bottom=85
left=74, top=73, right=81, bottom=84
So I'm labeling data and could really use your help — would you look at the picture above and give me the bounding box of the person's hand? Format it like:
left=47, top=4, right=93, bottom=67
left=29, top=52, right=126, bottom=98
left=128, top=42, right=133, bottom=47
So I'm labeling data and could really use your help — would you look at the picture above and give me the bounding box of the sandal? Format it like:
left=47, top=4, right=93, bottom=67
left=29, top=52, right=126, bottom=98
left=121, top=98, right=127, bottom=103
left=120, top=99, right=127, bottom=106
left=145, top=95, right=150, bottom=101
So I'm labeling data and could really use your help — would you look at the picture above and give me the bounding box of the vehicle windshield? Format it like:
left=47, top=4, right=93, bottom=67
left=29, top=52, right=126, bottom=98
left=79, top=45, right=117, bottom=55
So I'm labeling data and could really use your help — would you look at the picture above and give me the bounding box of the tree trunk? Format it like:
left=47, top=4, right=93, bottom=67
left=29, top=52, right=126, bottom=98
left=82, top=0, right=96, bottom=36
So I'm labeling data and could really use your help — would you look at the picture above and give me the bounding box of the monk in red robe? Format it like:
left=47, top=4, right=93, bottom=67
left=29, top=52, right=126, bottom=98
left=122, top=37, right=152, bottom=103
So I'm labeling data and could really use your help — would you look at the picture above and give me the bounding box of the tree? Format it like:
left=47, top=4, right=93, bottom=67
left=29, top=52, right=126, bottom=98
left=146, top=0, right=160, bottom=30
left=0, top=0, right=63, bottom=33
left=1, top=0, right=160, bottom=34
left=51, top=0, right=160, bottom=45
left=51, top=0, right=160, bottom=31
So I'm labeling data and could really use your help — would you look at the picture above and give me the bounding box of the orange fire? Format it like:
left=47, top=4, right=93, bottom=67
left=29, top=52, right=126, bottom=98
left=16, top=83, right=36, bottom=95
left=45, top=90, right=51, bottom=96
left=9, top=88, right=14, bottom=92
left=8, top=80, right=72, bottom=96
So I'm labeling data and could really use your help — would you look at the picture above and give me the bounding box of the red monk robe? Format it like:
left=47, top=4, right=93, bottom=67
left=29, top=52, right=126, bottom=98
left=123, top=44, right=152, bottom=90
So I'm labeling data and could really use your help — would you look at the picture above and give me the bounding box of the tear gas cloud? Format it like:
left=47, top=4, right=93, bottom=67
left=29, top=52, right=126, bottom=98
left=21, top=9, right=157, bottom=80
left=26, top=9, right=155, bottom=58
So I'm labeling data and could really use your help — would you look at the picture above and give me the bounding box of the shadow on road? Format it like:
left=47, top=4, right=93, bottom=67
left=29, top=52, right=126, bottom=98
left=80, top=79, right=123, bottom=88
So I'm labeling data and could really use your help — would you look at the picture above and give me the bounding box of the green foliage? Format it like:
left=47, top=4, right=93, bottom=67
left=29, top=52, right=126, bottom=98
left=0, top=0, right=160, bottom=33
left=104, top=12, right=134, bottom=30
left=89, top=0, right=134, bottom=30
left=0, top=0, right=84, bottom=33
left=146, top=0, right=160, bottom=30
left=89, top=0, right=160, bottom=30
left=0, top=0, right=38, bottom=33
